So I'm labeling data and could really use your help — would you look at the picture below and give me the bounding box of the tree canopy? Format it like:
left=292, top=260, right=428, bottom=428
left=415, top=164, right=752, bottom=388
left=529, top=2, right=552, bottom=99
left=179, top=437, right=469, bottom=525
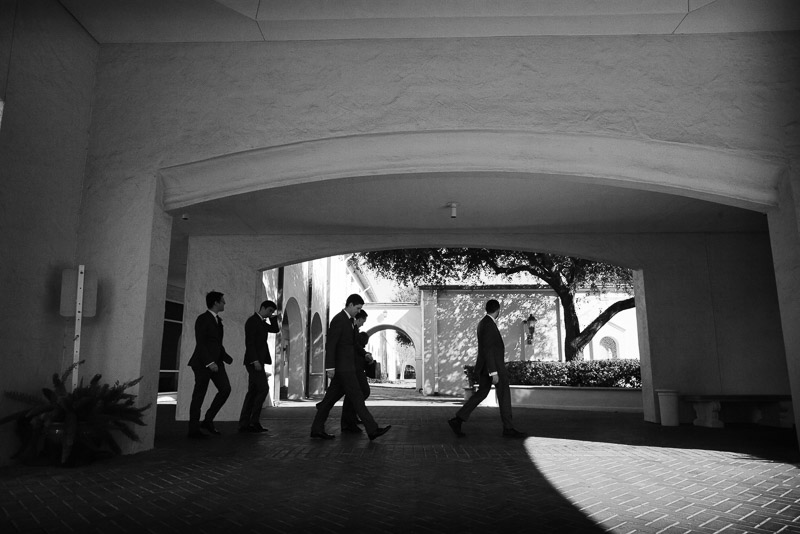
left=353, top=248, right=635, bottom=361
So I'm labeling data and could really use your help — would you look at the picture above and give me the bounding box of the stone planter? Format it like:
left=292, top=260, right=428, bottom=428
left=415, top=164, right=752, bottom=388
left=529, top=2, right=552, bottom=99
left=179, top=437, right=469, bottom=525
left=510, top=385, right=643, bottom=413
left=464, top=387, right=475, bottom=400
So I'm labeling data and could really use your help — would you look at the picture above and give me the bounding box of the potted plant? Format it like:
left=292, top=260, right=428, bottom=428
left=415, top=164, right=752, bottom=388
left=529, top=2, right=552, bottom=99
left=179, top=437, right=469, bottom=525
left=0, top=361, right=150, bottom=466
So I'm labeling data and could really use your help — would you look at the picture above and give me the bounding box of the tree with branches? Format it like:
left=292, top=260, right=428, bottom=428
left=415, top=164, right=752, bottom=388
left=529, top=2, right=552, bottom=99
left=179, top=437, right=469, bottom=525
left=353, top=248, right=635, bottom=361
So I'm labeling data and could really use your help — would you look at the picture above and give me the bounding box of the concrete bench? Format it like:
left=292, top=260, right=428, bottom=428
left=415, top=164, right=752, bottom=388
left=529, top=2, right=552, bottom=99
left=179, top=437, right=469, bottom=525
left=681, top=394, right=793, bottom=428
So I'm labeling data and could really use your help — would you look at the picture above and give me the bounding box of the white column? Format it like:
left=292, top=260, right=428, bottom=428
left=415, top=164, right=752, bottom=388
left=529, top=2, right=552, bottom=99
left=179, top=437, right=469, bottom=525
left=767, top=167, right=800, bottom=445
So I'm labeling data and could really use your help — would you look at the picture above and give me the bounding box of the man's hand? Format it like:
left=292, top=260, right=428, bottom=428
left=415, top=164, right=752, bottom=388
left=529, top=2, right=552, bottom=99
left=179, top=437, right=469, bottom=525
left=209, top=362, right=219, bottom=373
left=491, top=374, right=499, bottom=385
left=326, top=369, right=335, bottom=379
left=253, top=361, right=263, bottom=371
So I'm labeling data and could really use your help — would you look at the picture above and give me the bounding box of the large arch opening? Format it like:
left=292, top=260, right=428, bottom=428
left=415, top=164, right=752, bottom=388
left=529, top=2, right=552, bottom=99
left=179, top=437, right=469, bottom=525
left=168, top=133, right=787, bottom=430
left=161, top=131, right=782, bottom=214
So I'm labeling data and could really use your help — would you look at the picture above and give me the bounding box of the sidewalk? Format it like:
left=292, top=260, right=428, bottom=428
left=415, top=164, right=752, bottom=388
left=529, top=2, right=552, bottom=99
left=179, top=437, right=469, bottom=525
left=1, top=387, right=798, bottom=533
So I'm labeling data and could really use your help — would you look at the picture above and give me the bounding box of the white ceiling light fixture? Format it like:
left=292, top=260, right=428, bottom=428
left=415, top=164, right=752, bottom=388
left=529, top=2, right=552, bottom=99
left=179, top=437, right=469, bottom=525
left=447, top=202, right=458, bottom=219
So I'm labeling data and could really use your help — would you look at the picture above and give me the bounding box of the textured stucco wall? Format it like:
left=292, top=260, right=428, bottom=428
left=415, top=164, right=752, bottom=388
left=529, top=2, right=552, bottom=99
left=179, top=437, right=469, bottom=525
left=639, top=234, right=787, bottom=395
left=90, top=33, right=800, bottom=171
left=0, top=1, right=97, bottom=461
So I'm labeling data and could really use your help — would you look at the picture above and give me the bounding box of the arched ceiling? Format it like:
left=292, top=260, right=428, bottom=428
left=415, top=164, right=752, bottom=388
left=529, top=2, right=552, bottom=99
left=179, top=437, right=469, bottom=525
left=172, top=171, right=768, bottom=237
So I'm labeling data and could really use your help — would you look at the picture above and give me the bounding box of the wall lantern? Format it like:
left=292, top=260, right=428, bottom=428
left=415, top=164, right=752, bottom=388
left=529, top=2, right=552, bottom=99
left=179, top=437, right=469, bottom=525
left=522, top=313, right=537, bottom=345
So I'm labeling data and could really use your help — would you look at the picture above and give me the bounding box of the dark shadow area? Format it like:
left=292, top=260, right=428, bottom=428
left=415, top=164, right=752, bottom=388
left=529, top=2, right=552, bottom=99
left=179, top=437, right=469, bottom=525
left=150, top=405, right=609, bottom=532
left=2, top=388, right=796, bottom=533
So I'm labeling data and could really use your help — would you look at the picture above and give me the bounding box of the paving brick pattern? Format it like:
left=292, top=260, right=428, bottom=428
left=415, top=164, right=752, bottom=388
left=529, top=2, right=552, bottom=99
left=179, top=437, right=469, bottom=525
left=0, top=386, right=798, bottom=533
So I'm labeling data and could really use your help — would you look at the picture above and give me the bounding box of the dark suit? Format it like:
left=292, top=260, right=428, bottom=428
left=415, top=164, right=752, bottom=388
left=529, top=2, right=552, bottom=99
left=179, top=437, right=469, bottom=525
left=239, top=312, right=280, bottom=427
left=188, top=310, right=233, bottom=431
left=456, top=314, right=514, bottom=430
left=311, top=310, right=379, bottom=435
left=341, top=330, right=371, bottom=429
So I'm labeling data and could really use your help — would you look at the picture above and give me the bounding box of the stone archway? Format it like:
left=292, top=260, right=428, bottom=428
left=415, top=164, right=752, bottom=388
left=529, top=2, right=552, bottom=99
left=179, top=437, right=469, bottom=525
left=362, top=303, right=423, bottom=391
left=162, top=131, right=782, bottom=213
left=168, top=134, right=794, bottom=434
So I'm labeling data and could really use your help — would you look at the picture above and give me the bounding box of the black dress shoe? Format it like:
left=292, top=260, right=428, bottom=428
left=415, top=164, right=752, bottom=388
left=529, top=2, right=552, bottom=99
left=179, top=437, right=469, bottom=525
left=448, top=417, right=465, bottom=437
left=187, top=430, right=208, bottom=439
left=200, top=421, right=221, bottom=435
left=310, top=431, right=335, bottom=440
left=502, top=428, right=527, bottom=439
left=341, top=425, right=363, bottom=433
left=368, top=425, right=391, bottom=441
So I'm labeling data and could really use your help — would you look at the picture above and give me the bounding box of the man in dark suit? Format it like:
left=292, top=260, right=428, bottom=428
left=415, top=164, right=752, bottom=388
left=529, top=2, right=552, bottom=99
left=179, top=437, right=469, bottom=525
left=448, top=299, right=526, bottom=438
left=187, top=291, right=234, bottom=438
left=238, top=299, right=280, bottom=433
left=340, top=309, right=373, bottom=433
left=310, top=294, right=391, bottom=441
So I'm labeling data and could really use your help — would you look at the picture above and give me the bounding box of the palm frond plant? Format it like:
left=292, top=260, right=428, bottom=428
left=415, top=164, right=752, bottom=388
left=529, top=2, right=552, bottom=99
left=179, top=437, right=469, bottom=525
left=0, top=361, right=150, bottom=466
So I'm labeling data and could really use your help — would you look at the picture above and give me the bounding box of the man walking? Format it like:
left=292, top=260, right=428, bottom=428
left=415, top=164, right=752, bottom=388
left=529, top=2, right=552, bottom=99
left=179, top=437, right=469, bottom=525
left=188, top=291, right=233, bottom=438
left=340, top=309, right=373, bottom=433
left=310, top=294, right=390, bottom=441
left=448, top=299, right=526, bottom=439
left=239, top=299, right=280, bottom=433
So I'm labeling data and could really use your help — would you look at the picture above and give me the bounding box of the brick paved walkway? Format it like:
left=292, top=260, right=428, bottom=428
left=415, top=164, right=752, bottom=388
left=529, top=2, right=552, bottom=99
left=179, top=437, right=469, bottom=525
left=1, top=386, right=798, bottom=533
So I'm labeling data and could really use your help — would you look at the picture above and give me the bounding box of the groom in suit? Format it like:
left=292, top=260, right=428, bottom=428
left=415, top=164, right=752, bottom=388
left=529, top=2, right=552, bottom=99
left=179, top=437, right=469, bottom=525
left=238, top=299, right=280, bottom=433
left=448, top=299, right=526, bottom=438
left=187, top=291, right=233, bottom=438
left=340, top=309, right=373, bottom=433
left=310, top=294, right=390, bottom=441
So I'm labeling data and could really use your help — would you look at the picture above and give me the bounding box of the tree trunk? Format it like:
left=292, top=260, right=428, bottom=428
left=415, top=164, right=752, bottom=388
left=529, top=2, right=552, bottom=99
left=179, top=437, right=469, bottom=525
left=559, top=292, right=583, bottom=361
left=559, top=294, right=636, bottom=362
left=573, top=297, right=636, bottom=355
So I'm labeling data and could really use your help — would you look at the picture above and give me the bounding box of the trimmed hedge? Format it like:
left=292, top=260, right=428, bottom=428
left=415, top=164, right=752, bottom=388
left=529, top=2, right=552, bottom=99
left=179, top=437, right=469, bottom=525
left=464, top=359, right=641, bottom=388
